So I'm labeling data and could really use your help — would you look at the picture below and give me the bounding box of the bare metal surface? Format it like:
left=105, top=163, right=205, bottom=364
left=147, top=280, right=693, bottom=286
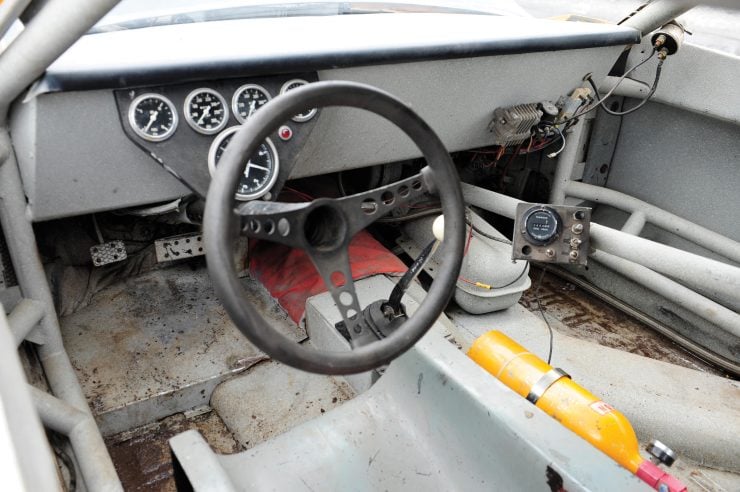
left=61, top=263, right=304, bottom=435
left=155, top=233, right=205, bottom=263
left=90, top=240, right=128, bottom=267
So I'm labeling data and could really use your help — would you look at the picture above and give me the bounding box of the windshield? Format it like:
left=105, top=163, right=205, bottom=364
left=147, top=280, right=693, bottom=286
left=91, top=0, right=527, bottom=33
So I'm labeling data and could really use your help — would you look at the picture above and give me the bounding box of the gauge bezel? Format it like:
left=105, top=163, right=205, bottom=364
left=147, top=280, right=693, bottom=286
left=279, top=79, right=317, bottom=122
left=183, top=88, right=229, bottom=135
left=128, top=93, right=178, bottom=142
left=231, top=84, right=272, bottom=124
left=521, top=206, right=561, bottom=245
left=207, top=126, right=280, bottom=201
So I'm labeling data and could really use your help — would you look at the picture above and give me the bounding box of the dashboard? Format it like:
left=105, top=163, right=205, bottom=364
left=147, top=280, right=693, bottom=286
left=115, top=73, right=320, bottom=201
left=8, top=13, right=639, bottom=221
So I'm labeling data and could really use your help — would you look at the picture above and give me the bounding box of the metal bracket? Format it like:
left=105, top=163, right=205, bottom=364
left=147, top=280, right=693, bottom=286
left=90, top=241, right=127, bottom=267
left=526, top=368, right=570, bottom=404
left=334, top=300, right=407, bottom=348
left=155, top=233, right=205, bottom=263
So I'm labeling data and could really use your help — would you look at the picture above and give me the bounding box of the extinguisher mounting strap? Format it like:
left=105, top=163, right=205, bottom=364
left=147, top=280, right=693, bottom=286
left=526, top=368, right=570, bottom=404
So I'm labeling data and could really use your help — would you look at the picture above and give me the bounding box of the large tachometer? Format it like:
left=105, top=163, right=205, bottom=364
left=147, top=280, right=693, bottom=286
left=208, top=127, right=279, bottom=201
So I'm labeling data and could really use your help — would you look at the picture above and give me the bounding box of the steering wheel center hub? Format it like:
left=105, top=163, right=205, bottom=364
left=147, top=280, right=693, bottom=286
left=304, top=202, right=347, bottom=252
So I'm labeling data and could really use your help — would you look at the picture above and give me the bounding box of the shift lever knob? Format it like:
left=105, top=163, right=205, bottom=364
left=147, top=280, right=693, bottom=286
left=432, top=215, right=444, bottom=241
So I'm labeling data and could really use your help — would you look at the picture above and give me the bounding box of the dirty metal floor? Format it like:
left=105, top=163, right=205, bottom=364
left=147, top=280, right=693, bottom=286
left=102, top=266, right=732, bottom=491
left=519, top=267, right=723, bottom=376
left=106, top=410, right=241, bottom=491
left=61, top=264, right=304, bottom=435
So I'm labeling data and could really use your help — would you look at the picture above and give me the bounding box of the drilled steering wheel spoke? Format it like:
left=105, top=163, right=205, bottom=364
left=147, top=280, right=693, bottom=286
left=337, top=172, right=430, bottom=237
left=307, top=248, right=370, bottom=344
left=236, top=200, right=310, bottom=248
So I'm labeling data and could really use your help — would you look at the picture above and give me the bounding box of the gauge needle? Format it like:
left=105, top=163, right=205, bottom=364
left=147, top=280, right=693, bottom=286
left=197, top=106, right=211, bottom=125
left=247, top=101, right=256, bottom=118
left=243, top=161, right=269, bottom=178
left=144, top=111, right=159, bottom=132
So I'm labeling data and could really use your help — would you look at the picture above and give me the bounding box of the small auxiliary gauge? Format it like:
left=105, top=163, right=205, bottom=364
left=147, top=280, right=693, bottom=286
left=128, top=93, right=178, bottom=142
left=279, top=79, right=317, bottom=122
left=232, top=84, right=271, bottom=123
left=512, top=203, right=591, bottom=266
left=208, top=126, right=279, bottom=201
left=184, top=88, right=228, bottom=135
left=522, top=206, right=561, bottom=245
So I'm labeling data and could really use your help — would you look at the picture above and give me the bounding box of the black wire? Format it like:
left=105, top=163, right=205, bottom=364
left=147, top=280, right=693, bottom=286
left=463, top=213, right=530, bottom=290
left=376, top=208, right=442, bottom=223
left=558, top=49, right=657, bottom=125
left=386, top=239, right=436, bottom=313
left=467, top=223, right=512, bottom=245
left=533, top=266, right=554, bottom=364
left=587, top=58, right=664, bottom=116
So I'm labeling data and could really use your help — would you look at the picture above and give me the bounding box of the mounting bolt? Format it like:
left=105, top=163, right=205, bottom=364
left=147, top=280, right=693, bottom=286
left=570, top=238, right=582, bottom=249
left=646, top=440, right=677, bottom=467
left=572, top=223, right=584, bottom=234
left=569, top=250, right=580, bottom=260
left=546, top=249, right=555, bottom=258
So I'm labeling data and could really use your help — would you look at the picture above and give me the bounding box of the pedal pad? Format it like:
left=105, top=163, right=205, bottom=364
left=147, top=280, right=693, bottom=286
left=155, top=233, right=205, bottom=263
left=90, top=241, right=127, bottom=267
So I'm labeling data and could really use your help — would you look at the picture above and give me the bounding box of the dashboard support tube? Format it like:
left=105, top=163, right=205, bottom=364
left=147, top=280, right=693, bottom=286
left=0, top=0, right=121, bottom=123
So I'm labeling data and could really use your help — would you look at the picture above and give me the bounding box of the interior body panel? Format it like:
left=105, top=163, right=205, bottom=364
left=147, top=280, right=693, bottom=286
left=0, top=2, right=738, bottom=491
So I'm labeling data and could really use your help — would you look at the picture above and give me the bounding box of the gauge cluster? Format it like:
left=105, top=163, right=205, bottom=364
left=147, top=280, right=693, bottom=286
left=115, top=73, right=319, bottom=202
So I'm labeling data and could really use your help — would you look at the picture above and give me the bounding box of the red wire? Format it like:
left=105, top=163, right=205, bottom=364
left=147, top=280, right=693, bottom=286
left=463, top=224, right=473, bottom=256
left=281, top=187, right=314, bottom=202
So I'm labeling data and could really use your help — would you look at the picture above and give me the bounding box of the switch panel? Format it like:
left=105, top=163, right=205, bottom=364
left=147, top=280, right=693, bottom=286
left=512, top=203, right=591, bottom=265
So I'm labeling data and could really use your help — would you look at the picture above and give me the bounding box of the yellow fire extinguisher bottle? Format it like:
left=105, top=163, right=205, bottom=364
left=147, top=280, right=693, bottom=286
left=468, top=330, right=686, bottom=492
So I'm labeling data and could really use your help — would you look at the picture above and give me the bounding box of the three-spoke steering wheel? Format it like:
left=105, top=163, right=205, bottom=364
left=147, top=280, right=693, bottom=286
left=204, top=81, right=465, bottom=375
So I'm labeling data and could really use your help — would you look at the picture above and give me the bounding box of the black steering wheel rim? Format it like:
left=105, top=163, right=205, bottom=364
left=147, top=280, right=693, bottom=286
left=204, top=81, right=465, bottom=375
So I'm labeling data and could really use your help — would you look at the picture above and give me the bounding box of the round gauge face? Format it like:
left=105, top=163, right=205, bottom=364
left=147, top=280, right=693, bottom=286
left=184, top=88, right=228, bottom=135
left=232, top=84, right=271, bottom=124
left=279, top=79, right=317, bottom=122
left=128, top=93, right=178, bottom=142
left=523, top=207, right=561, bottom=245
left=208, top=127, right=279, bottom=201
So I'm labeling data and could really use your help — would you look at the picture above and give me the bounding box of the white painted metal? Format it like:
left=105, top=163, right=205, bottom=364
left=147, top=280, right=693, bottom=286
left=565, top=179, right=740, bottom=264
left=591, top=250, right=740, bottom=338
left=0, top=0, right=121, bottom=121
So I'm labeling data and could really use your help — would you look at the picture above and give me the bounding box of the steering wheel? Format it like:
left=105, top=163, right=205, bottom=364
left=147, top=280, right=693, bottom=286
left=204, top=81, right=465, bottom=375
